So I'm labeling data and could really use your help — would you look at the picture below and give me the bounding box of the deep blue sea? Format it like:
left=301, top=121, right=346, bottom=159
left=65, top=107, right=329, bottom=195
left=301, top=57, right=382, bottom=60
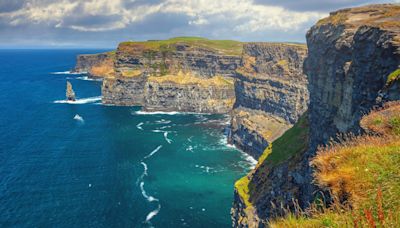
left=0, top=50, right=255, bottom=227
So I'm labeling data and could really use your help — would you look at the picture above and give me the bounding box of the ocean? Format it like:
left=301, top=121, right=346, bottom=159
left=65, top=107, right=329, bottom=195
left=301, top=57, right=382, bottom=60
left=0, top=50, right=255, bottom=227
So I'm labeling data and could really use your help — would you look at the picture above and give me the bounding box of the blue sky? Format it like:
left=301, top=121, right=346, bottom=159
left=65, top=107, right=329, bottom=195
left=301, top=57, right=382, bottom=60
left=0, top=0, right=398, bottom=48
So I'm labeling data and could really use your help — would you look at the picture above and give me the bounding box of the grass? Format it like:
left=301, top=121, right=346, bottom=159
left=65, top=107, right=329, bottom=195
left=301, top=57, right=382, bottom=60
left=386, top=69, right=400, bottom=86
left=257, top=113, right=309, bottom=167
left=233, top=113, right=308, bottom=213
left=148, top=71, right=234, bottom=87
left=119, top=36, right=244, bottom=56
left=269, top=103, right=400, bottom=227
left=360, top=101, right=400, bottom=136
left=235, top=176, right=253, bottom=208
left=120, top=69, right=142, bottom=77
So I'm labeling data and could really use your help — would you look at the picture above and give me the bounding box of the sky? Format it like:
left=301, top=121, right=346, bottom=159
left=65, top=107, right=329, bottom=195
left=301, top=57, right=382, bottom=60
left=0, top=0, right=399, bottom=48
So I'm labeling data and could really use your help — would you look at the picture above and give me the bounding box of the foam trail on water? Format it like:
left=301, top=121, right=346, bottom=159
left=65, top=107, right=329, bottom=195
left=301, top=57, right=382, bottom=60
left=73, top=114, right=84, bottom=123
left=138, top=162, right=161, bottom=224
left=146, top=204, right=161, bottom=222
left=54, top=96, right=101, bottom=104
left=164, top=132, right=172, bottom=144
left=136, top=122, right=144, bottom=130
left=143, top=145, right=162, bottom=159
left=140, top=182, right=159, bottom=202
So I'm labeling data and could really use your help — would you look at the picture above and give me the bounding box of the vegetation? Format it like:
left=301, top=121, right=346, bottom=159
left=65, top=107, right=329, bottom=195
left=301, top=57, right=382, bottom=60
left=148, top=72, right=234, bottom=88
left=119, top=37, right=244, bottom=55
left=257, top=113, right=309, bottom=167
left=386, top=69, right=400, bottom=86
left=235, top=176, right=252, bottom=207
left=269, top=102, right=400, bottom=227
left=120, top=69, right=142, bottom=77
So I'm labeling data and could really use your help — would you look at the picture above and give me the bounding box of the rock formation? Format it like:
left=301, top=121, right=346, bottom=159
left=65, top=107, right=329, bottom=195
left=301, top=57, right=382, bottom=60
left=232, top=4, right=400, bottom=227
left=229, top=43, right=308, bottom=158
left=73, top=51, right=115, bottom=78
left=66, top=81, right=76, bottom=101
left=99, top=37, right=242, bottom=113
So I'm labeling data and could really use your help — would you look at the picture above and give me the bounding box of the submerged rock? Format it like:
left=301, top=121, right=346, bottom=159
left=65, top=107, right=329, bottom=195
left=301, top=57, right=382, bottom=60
left=66, top=81, right=76, bottom=101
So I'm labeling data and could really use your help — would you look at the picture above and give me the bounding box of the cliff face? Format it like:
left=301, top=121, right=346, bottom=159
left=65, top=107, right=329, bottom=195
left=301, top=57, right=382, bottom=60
left=143, top=74, right=235, bottom=113
left=73, top=52, right=115, bottom=78
left=229, top=43, right=308, bottom=158
left=232, top=4, right=400, bottom=227
left=98, top=37, right=242, bottom=113
left=115, top=41, right=241, bottom=78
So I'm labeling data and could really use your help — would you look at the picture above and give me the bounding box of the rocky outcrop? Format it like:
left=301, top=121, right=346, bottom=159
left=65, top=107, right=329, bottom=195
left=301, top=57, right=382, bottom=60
left=73, top=52, right=115, bottom=78
left=66, top=81, right=76, bottom=101
left=232, top=4, right=400, bottom=227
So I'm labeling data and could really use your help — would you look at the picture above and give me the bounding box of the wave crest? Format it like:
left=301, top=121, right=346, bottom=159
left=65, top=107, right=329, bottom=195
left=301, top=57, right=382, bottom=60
left=53, top=96, right=101, bottom=104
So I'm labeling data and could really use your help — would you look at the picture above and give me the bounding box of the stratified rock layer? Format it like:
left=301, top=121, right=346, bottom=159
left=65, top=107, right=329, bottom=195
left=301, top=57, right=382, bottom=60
left=229, top=43, right=309, bottom=158
left=100, top=38, right=242, bottom=113
left=232, top=4, right=400, bottom=227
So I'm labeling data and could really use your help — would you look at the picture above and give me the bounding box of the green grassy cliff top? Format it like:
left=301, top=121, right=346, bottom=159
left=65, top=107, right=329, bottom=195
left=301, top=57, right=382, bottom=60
left=119, top=36, right=244, bottom=55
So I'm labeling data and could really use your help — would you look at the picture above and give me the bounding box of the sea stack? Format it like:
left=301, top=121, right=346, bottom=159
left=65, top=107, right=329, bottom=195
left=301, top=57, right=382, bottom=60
left=66, top=81, right=76, bottom=101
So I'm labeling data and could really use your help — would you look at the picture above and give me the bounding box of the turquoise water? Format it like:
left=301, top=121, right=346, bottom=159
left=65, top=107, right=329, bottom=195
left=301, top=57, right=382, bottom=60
left=0, top=50, right=254, bottom=227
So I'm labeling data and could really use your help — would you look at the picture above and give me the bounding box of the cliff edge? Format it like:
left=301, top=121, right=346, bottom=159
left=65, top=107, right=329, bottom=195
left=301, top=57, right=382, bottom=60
left=232, top=4, right=400, bottom=227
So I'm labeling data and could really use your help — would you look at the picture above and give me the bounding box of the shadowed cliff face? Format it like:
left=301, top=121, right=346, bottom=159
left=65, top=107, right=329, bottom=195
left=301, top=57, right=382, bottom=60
left=232, top=4, right=400, bottom=227
left=229, top=43, right=309, bottom=158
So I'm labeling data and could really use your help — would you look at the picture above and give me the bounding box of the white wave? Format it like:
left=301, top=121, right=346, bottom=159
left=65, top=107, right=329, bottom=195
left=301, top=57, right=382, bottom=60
left=136, top=162, right=148, bottom=185
left=186, top=145, right=194, bottom=152
left=155, top=119, right=172, bottom=124
left=140, top=182, right=159, bottom=202
left=240, top=152, right=258, bottom=169
left=76, top=76, right=102, bottom=81
left=73, top=114, right=84, bottom=123
left=51, top=71, right=87, bottom=75
left=53, top=96, right=101, bottom=104
left=188, top=136, right=193, bottom=142
left=135, top=110, right=212, bottom=115
left=136, top=122, right=144, bottom=130
left=146, top=204, right=161, bottom=222
left=144, top=145, right=162, bottom=160
left=151, top=130, right=163, bottom=133
left=163, top=132, right=172, bottom=144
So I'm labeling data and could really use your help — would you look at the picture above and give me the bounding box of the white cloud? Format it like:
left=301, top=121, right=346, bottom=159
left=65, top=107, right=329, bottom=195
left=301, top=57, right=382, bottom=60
left=0, top=0, right=325, bottom=33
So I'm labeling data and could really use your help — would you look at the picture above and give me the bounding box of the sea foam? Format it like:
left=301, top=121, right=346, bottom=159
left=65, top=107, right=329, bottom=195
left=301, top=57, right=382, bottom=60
left=54, top=96, right=101, bottom=104
left=143, top=145, right=162, bottom=160
left=51, top=71, right=86, bottom=75
left=73, top=114, right=84, bottom=123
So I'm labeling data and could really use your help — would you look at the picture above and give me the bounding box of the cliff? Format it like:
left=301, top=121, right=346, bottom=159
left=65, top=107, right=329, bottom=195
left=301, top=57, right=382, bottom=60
left=232, top=4, right=400, bottom=227
left=99, top=37, right=242, bottom=113
left=73, top=51, right=115, bottom=78
left=229, top=43, right=308, bottom=158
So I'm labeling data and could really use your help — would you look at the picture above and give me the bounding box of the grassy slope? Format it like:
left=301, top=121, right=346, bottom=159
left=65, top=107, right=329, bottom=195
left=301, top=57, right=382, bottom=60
left=235, top=113, right=309, bottom=208
left=270, top=103, right=400, bottom=227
